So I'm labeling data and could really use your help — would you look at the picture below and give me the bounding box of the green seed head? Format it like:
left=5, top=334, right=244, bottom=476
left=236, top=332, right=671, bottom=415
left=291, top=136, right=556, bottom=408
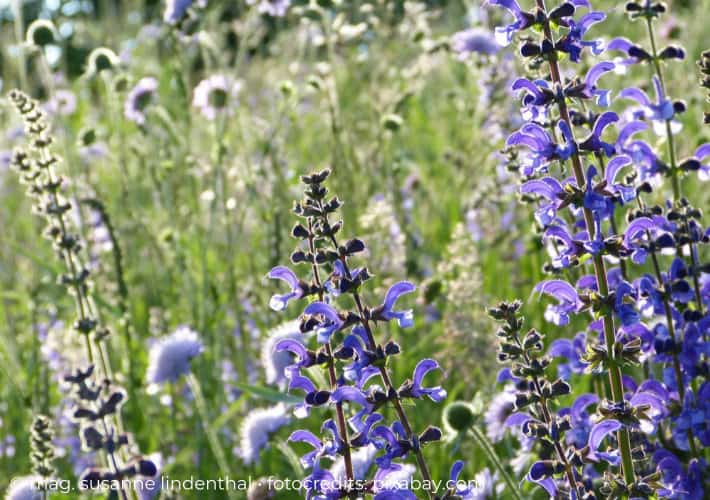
left=444, top=401, right=476, bottom=432
left=26, top=20, right=58, bottom=47
left=87, top=47, right=120, bottom=74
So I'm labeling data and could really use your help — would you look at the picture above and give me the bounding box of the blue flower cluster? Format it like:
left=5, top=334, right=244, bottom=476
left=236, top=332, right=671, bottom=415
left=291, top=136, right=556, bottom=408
left=487, top=0, right=709, bottom=498
left=268, top=169, right=472, bottom=499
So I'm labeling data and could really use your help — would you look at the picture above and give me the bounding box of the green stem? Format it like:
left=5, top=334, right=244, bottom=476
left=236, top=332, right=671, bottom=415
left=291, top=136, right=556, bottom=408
left=186, top=373, right=237, bottom=500
left=643, top=15, right=702, bottom=456
left=468, top=425, right=523, bottom=500
left=535, top=0, right=636, bottom=491
left=11, top=0, right=28, bottom=91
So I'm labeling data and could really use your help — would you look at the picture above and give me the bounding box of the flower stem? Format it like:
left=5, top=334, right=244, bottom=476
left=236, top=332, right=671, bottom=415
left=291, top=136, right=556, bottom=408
left=535, top=0, right=636, bottom=490
left=643, top=16, right=706, bottom=320
left=305, top=218, right=357, bottom=494
left=319, top=215, right=437, bottom=499
left=467, top=425, right=523, bottom=500
left=186, top=373, right=238, bottom=500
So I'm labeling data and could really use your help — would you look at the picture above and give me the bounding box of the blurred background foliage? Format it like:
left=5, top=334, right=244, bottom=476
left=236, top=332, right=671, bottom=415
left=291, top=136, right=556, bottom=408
left=0, top=0, right=708, bottom=497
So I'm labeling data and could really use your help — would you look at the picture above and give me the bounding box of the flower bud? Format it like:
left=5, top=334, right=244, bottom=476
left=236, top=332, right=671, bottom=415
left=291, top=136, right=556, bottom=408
left=26, top=20, right=58, bottom=47
left=87, top=47, right=120, bottom=74
left=382, top=113, right=404, bottom=132
left=443, top=401, right=476, bottom=432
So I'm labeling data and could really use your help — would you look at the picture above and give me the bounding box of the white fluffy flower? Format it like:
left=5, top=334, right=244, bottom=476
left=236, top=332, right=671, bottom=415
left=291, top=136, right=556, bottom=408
left=238, top=404, right=290, bottom=465
left=5, top=476, right=43, bottom=500
left=146, top=326, right=203, bottom=385
left=192, top=75, right=241, bottom=120
left=483, top=387, right=516, bottom=443
left=261, top=320, right=302, bottom=386
left=330, top=444, right=378, bottom=480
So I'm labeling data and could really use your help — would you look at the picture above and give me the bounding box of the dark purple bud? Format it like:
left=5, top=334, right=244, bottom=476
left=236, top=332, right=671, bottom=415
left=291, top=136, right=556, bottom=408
left=628, top=45, right=652, bottom=60
left=550, top=378, right=571, bottom=397
left=291, top=224, right=309, bottom=239
left=82, top=426, right=104, bottom=450
left=344, top=238, right=366, bottom=254
left=679, top=158, right=701, bottom=171
left=137, top=459, right=158, bottom=477
left=659, top=45, right=685, bottom=60
left=548, top=2, right=575, bottom=20
left=520, top=42, right=541, bottom=57
left=419, top=426, right=443, bottom=443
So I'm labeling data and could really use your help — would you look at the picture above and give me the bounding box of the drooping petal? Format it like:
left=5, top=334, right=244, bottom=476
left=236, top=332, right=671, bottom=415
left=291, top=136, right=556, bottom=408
left=449, top=460, right=465, bottom=483
left=605, top=155, right=632, bottom=185
left=585, top=61, right=615, bottom=88
left=607, top=37, right=634, bottom=54
left=268, top=265, right=300, bottom=288
left=289, top=429, right=322, bottom=448
left=535, top=280, right=579, bottom=304
left=592, top=111, right=619, bottom=138
left=623, top=217, right=657, bottom=247
left=571, top=393, right=599, bottom=420
left=383, top=282, right=416, bottom=311
left=520, top=178, right=563, bottom=199
left=413, top=359, right=440, bottom=387
left=695, top=143, right=710, bottom=159
left=578, top=11, right=605, bottom=31
left=304, top=302, right=341, bottom=323
left=619, top=87, right=652, bottom=107
left=589, top=420, right=622, bottom=450
left=331, top=387, right=372, bottom=411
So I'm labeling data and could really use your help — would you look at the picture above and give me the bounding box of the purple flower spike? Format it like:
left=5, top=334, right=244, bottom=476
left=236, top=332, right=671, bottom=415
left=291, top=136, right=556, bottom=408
left=268, top=266, right=304, bottom=311
left=379, top=281, right=416, bottom=328
left=451, top=28, right=500, bottom=58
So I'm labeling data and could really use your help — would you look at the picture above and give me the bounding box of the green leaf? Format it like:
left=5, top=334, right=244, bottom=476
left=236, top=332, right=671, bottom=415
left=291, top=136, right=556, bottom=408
left=210, top=394, right=245, bottom=432
left=233, top=383, right=303, bottom=405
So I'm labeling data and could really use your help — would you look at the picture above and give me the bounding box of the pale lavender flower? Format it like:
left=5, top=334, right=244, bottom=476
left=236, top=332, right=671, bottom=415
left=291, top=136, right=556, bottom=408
left=192, top=75, right=241, bottom=120
left=0, top=435, right=16, bottom=458
left=124, top=77, right=158, bottom=125
left=247, top=0, right=291, bottom=17
left=1, top=150, right=12, bottom=170
left=470, top=468, right=503, bottom=500
left=5, top=476, right=43, bottom=500
left=78, top=142, right=108, bottom=165
left=164, top=0, right=205, bottom=24
left=261, top=320, right=302, bottom=386
left=135, top=453, right=162, bottom=500
left=45, top=89, right=77, bottom=116
left=484, top=386, right=516, bottom=443
left=146, top=326, right=203, bottom=385
left=451, top=28, right=500, bottom=59
left=237, top=404, right=290, bottom=465
left=330, top=444, right=378, bottom=480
